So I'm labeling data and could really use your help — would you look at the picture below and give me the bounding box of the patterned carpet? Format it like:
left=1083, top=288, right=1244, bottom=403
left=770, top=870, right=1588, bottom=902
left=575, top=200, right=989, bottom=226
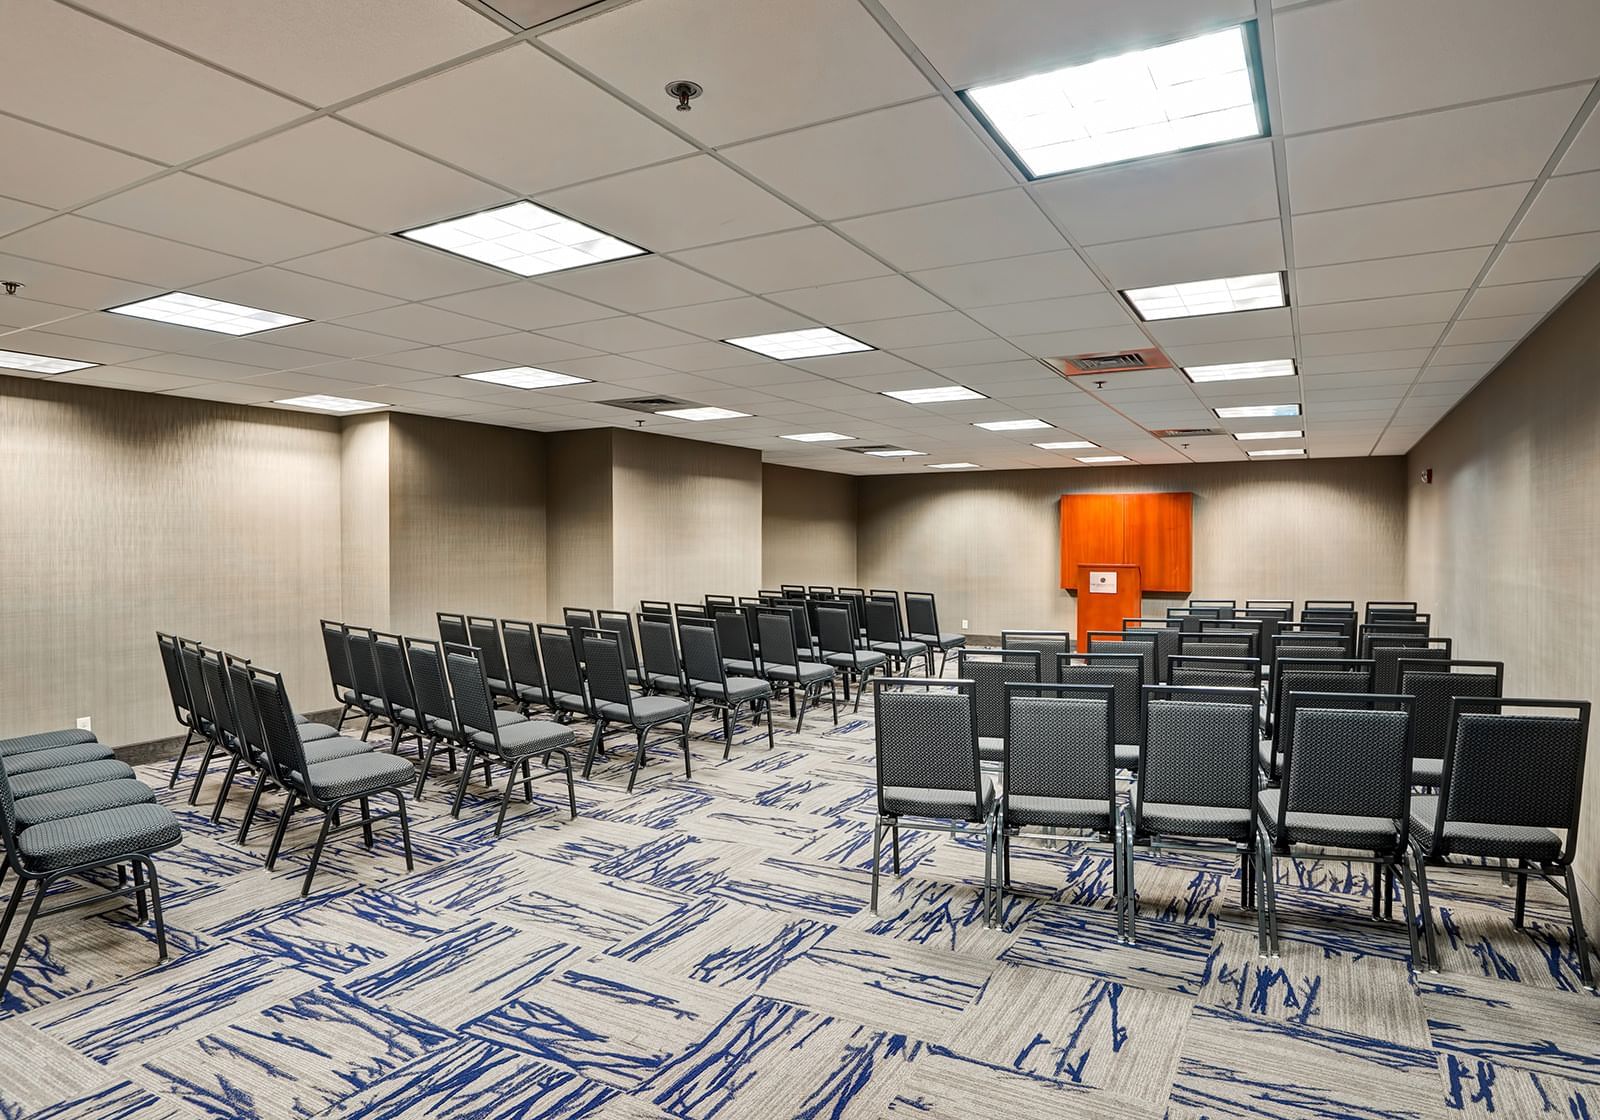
left=2, top=689, right=1598, bottom=1120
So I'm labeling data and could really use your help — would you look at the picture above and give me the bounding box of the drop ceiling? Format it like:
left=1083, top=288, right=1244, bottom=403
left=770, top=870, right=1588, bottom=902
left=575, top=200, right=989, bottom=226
left=0, top=0, right=1596, bottom=474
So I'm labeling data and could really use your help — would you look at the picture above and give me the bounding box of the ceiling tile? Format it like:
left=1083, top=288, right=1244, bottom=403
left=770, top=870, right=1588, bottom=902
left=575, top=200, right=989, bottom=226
left=623, top=341, right=761, bottom=372
left=283, top=237, right=509, bottom=300
left=1298, top=291, right=1465, bottom=334
left=1295, top=248, right=1491, bottom=305
left=426, top=281, right=620, bottom=330
left=539, top=315, right=704, bottom=353
left=255, top=321, right=411, bottom=359
left=1275, top=0, right=1600, bottom=133
left=1483, top=233, right=1600, bottom=285
left=452, top=333, right=601, bottom=364
left=909, top=249, right=1101, bottom=308
left=0, top=294, right=81, bottom=332
left=893, top=338, right=1030, bottom=367
left=1512, top=170, right=1600, bottom=240
left=1458, top=278, right=1579, bottom=319
left=0, top=329, right=154, bottom=367
left=76, top=0, right=504, bottom=105
left=1299, top=324, right=1445, bottom=357
left=0, top=2, right=301, bottom=163
left=1442, top=314, right=1543, bottom=345
left=1034, top=140, right=1279, bottom=245
left=1293, top=184, right=1530, bottom=268
left=195, top=119, right=512, bottom=232
left=1558, top=105, right=1600, bottom=174
left=769, top=275, right=949, bottom=323
left=15, top=309, right=192, bottom=352
left=0, top=116, right=161, bottom=211
left=331, top=303, right=505, bottom=344
left=1086, top=220, right=1284, bottom=288
left=541, top=156, right=807, bottom=252
left=878, top=0, right=1254, bottom=88
left=0, top=197, right=50, bottom=239
left=966, top=294, right=1134, bottom=337
left=0, top=252, right=162, bottom=313
left=542, top=0, right=930, bottom=145
left=1300, top=350, right=1431, bottom=375
left=1010, top=325, right=1151, bottom=359
left=837, top=190, right=1067, bottom=271
left=192, top=268, right=401, bottom=320
left=1284, top=87, right=1587, bottom=212
left=342, top=44, right=693, bottom=193
left=1161, top=336, right=1297, bottom=368
left=1145, top=307, right=1292, bottom=348
left=537, top=256, right=742, bottom=311
left=161, top=380, right=283, bottom=404
left=0, top=215, right=254, bottom=289
left=673, top=226, right=889, bottom=292
left=644, top=298, right=812, bottom=339
left=723, top=99, right=1013, bottom=219
left=839, top=311, right=992, bottom=349
left=55, top=365, right=206, bottom=393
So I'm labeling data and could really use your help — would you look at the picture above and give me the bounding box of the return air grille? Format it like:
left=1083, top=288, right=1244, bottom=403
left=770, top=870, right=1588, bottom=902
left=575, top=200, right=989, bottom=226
left=1151, top=427, right=1225, bottom=439
left=1058, top=347, right=1173, bottom=375
left=603, top=396, right=687, bottom=413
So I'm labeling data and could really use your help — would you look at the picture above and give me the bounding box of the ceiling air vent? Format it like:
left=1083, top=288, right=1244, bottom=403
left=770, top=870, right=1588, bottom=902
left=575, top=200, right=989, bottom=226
left=603, top=396, right=687, bottom=413
left=849, top=445, right=899, bottom=454
left=1057, top=347, right=1173, bottom=376
left=1151, top=427, right=1226, bottom=439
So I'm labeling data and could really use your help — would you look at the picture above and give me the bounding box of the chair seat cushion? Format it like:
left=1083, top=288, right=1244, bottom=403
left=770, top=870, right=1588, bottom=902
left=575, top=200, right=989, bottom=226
left=302, top=736, right=373, bottom=765
left=979, top=735, right=1003, bottom=763
left=17, top=803, right=181, bottom=872
left=1409, top=796, right=1561, bottom=860
left=15, top=779, right=157, bottom=828
left=1137, top=802, right=1253, bottom=840
left=598, top=695, right=690, bottom=725
left=1007, top=794, right=1110, bottom=830
left=824, top=650, right=888, bottom=670
left=645, top=673, right=684, bottom=695
left=723, top=659, right=758, bottom=677
left=872, top=640, right=928, bottom=657
left=1410, top=756, right=1444, bottom=786
left=10, top=759, right=136, bottom=799
left=914, top=632, right=967, bottom=651
left=0, top=728, right=98, bottom=757
left=695, top=677, right=771, bottom=704
left=473, top=719, right=574, bottom=757
left=1114, top=744, right=1139, bottom=770
left=882, top=781, right=994, bottom=822
left=3, top=742, right=115, bottom=775
left=767, top=662, right=835, bottom=684
left=297, top=722, right=340, bottom=742
left=1257, top=789, right=1398, bottom=851
left=299, top=753, right=415, bottom=801
left=294, top=713, right=309, bottom=725
left=516, top=683, right=549, bottom=705
left=1257, top=740, right=1279, bottom=777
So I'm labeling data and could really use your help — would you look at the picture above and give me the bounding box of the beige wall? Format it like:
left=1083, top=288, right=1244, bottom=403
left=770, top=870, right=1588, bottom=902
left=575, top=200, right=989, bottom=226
left=1406, top=270, right=1600, bottom=934
left=387, top=413, right=545, bottom=635
left=611, top=429, right=763, bottom=611
left=762, top=464, right=858, bottom=590
left=0, top=375, right=343, bottom=745
left=858, top=457, right=1408, bottom=636
left=545, top=429, right=615, bottom=612
left=339, top=413, right=391, bottom=630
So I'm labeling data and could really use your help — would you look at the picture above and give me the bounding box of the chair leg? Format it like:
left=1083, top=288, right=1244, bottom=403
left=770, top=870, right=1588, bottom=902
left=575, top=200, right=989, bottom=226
left=266, top=795, right=297, bottom=870
left=627, top=729, right=648, bottom=793
left=168, top=728, right=198, bottom=789
left=982, top=818, right=995, bottom=929
left=187, top=740, right=216, bottom=805
left=301, top=810, right=335, bottom=898
left=582, top=722, right=605, bottom=779
left=1398, top=856, right=1422, bottom=973
left=1370, top=859, right=1383, bottom=920
left=521, top=757, right=534, bottom=803
left=360, top=797, right=374, bottom=849
left=395, top=791, right=414, bottom=872
left=0, top=874, right=29, bottom=950
left=891, top=822, right=901, bottom=875
left=209, top=754, right=243, bottom=824
left=870, top=816, right=883, bottom=914
left=131, top=859, right=148, bottom=921
left=238, top=774, right=271, bottom=845
left=1563, top=864, right=1596, bottom=992
left=563, top=756, right=577, bottom=820
left=360, top=713, right=374, bottom=741
left=1254, top=831, right=1269, bottom=955
left=681, top=718, right=693, bottom=778
left=414, top=737, right=439, bottom=800
left=722, top=707, right=734, bottom=760
left=764, top=700, right=774, bottom=750
left=0, top=879, right=48, bottom=998
left=1513, top=859, right=1529, bottom=928
left=450, top=749, right=477, bottom=819
left=495, top=760, right=521, bottom=837
left=795, top=686, right=811, bottom=733
left=1412, top=847, right=1440, bottom=972
left=853, top=669, right=866, bottom=713
left=828, top=679, right=839, bottom=725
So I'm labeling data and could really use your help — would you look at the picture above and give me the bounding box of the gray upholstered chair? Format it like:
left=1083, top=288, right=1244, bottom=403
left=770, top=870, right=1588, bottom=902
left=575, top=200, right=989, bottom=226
left=157, top=631, right=203, bottom=788
left=405, top=637, right=501, bottom=801
left=757, top=609, right=838, bottom=731
left=320, top=618, right=360, bottom=732
left=597, top=610, right=644, bottom=688
left=1057, top=651, right=1143, bottom=770
left=1001, top=630, right=1072, bottom=684
left=815, top=604, right=886, bottom=712
left=712, top=608, right=761, bottom=679
left=563, top=606, right=596, bottom=632
left=1397, top=659, right=1503, bottom=787
left=536, top=625, right=593, bottom=719
left=1088, top=632, right=1156, bottom=693
left=443, top=643, right=576, bottom=834
left=866, top=598, right=928, bottom=677
left=957, top=647, right=1041, bottom=767
left=639, top=600, right=673, bottom=624
left=870, top=679, right=996, bottom=927
left=1256, top=695, right=1420, bottom=961
left=437, top=611, right=470, bottom=648
left=998, top=682, right=1121, bottom=931
left=679, top=620, right=774, bottom=756
left=638, top=616, right=688, bottom=696
left=906, top=592, right=965, bottom=676
left=1168, top=654, right=1262, bottom=695
left=373, top=631, right=427, bottom=758
left=463, top=616, right=518, bottom=706
left=500, top=619, right=552, bottom=713
left=580, top=633, right=693, bottom=792
left=1365, top=635, right=1452, bottom=693
left=1264, top=656, right=1375, bottom=769
left=1125, top=685, right=1260, bottom=944
left=1120, top=625, right=1179, bottom=684
left=1408, top=699, right=1593, bottom=988
left=344, top=626, right=394, bottom=740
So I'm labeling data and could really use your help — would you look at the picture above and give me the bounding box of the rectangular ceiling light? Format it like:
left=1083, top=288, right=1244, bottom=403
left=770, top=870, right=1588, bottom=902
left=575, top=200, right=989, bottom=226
left=865, top=449, right=926, bottom=458
left=108, top=292, right=308, bottom=335
left=0, top=348, right=97, bottom=374
left=1123, top=272, right=1286, bottom=321
left=1234, top=429, right=1302, bottom=441
left=399, top=200, right=645, bottom=277
left=1034, top=439, right=1097, bottom=450
left=1248, top=447, right=1306, bottom=458
left=1215, top=402, right=1300, bottom=419
left=275, top=394, right=385, bottom=413
left=1184, top=358, right=1296, bottom=383
left=724, top=327, right=873, bottom=360
left=963, top=25, right=1264, bottom=179
left=1077, top=454, right=1130, bottom=464
left=460, top=366, right=591, bottom=389
left=655, top=406, right=750, bottom=421
left=929, top=462, right=979, bottom=469
left=974, top=418, right=1052, bottom=431
left=881, top=385, right=987, bottom=404
left=782, top=431, right=853, bottom=442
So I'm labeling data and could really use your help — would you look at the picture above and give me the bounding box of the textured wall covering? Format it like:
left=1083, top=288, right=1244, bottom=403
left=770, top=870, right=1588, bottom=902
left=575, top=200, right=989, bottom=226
left=858, top=457, right=1408, bottom=636
left=1407, top=271, right=1600, bottom=935
left=0, top=375, right=342, bottom=745
left=545, top=429, right=616, bottom=612
left=761, top=464, right=858, bottom=589
left=611, top=430, right=763, bottom=611
left=387, top=413, right=546, bottom=637
left=340, top=414, right=391, bottom=630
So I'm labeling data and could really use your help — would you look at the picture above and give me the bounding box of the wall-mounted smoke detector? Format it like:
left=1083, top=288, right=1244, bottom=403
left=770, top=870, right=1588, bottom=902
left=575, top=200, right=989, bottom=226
left=1056, top=347, right=1173, bottom=377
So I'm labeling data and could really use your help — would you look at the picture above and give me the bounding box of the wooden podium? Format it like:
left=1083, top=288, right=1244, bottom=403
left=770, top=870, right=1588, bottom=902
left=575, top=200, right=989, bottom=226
left=1074, top=563, right=1141, bottom=651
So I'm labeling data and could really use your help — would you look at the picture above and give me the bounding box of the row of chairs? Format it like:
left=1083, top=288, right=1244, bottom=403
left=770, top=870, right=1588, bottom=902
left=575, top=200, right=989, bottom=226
left=0, top=727, right=181, bottom=997
left=869, top=678, right=1594, bottom=988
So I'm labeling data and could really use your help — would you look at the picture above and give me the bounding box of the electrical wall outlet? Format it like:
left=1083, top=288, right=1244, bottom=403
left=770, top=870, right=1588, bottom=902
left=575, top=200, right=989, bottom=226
left=76, top=716, right=92, bottom=732
left=961, top=619, right=969, bottom=630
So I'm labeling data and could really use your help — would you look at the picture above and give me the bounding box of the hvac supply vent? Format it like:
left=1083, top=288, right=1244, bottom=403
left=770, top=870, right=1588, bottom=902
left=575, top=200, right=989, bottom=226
left=604, top=396, right=687, bottom=413
left=1151, top=428, right=1225, bottom=439
left=849, top=445, right=899, bottom=454
left=1057, top=347, right=1173, bottom=375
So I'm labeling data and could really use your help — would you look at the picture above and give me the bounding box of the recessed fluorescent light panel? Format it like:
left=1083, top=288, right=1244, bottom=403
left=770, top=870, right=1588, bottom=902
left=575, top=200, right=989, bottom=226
left=974, top=418, right=1052, bottom=431
left=1184, top=358, right=1296, bottom=383
left=655, top=406, right=750, bottom=421
left=108, top=292, right=307, bottom=335
left=1124, top=272, right=1286, bottom=321
left=865, top=449, right=927, bottom=458
left=1215, top=403, right=1300, bottom=419
left=1077, top=454, right=1131, bottom=464
left=929, top=462, right=979, bottom=469
left=963, top=25, right=1265, bottom=179
left=275, top=394, right=385, bottom=413
left=0, top=348, right=97, bottom=374
left=1234, top=429, right=1302, bottom=441
left=1248, top=447, right=1306, bottom=458
left=399, top=200, right=645, bottom=277
left=460, top=366, right=591, bottom=389
left=782, top=432, right=853, bottom=442
left=1034, top=440, right=1097, bottom=451
left=881, top=385, right=987, bottom=404
left=724, top=327, right=873, bottom=360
